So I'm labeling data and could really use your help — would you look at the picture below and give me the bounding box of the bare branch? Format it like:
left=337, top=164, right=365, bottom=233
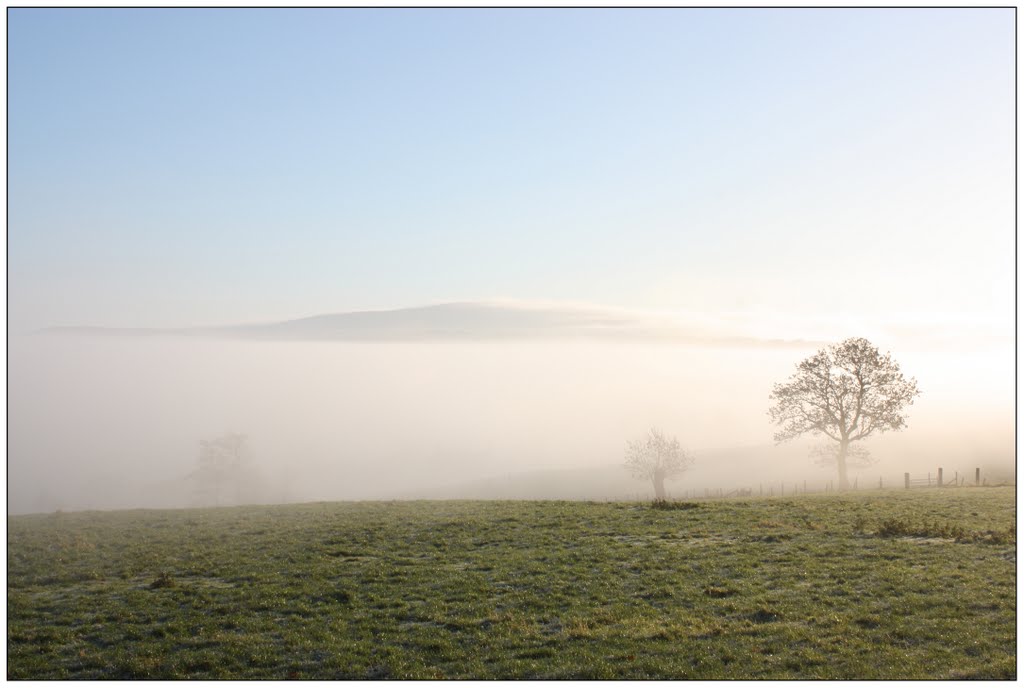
left=624, top=428, right=694, bottom=484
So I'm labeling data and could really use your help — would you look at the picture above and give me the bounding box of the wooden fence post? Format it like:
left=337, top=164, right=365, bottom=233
left=878, top=477, right=883, bottom=489
left=976, top=467, right=980, bottom=485
left=905, top=473, right=910, bottom=489
left=938, top=467, right=943, bottom=488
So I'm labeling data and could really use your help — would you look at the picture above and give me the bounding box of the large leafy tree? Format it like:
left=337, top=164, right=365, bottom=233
left=624, top=428, right=694, bottom=500
left=769, top=338, right=920, bottom=490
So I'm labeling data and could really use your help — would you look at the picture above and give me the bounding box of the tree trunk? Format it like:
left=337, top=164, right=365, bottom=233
left=837, top=440, right=850, bottom=491
left=653, top=474, right=666, bottom=500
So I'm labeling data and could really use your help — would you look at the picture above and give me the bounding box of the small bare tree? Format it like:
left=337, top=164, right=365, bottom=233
left=624, top=428, right=694, bottom=500
left=190, top=432, right=249, bottom=506
left=769, top=338, right=920, bottom=490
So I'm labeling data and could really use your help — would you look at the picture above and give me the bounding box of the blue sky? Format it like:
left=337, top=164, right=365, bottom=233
left=8, top=8, right=1014, bottom=332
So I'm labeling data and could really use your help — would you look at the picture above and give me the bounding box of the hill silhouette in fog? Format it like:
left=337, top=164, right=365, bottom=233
left=40, top=301, right=810, bottom=347
left=402, top=441, right=1014, bottom=501
left=403, top=444, right=840, bottom=500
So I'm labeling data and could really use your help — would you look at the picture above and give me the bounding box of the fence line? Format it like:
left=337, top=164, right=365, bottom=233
left=904, top=467, right=983, bottom=489
left=654, top=467, right=987, bottom=502
left=666, top=479, right=856, bottom=501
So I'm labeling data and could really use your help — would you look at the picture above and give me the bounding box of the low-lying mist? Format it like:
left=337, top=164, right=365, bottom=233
left=8, top=333, right=1014, bottom=514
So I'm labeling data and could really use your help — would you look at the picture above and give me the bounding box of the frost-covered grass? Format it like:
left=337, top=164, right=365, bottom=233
left=7, top=487, right=1015, bottom=679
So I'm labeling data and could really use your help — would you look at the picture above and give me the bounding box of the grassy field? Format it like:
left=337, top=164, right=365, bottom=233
left=7, top=487, right=1015, bottom=679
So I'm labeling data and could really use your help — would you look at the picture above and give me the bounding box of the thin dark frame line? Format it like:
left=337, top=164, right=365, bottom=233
left=4, top=5, right=1021, bottom=8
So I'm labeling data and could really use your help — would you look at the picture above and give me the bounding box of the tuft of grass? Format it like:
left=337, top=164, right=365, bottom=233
left=875, top=518, right=1015, bottom=544
left=748, top=608, right=782, bottom=624
left=876, top=517, right=966, bottom=539
left=703, top=586, right=736, bottom=598
left=148, top=573, right=175, bottom=589
left=650, top=499, right=702, bottom=511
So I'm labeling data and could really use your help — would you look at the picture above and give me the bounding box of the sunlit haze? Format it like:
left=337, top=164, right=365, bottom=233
left=7, top=8, right=1014, bottom=514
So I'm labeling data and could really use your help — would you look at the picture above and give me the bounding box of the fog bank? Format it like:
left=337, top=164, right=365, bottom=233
left=8, top=333, right=1013, bottom=514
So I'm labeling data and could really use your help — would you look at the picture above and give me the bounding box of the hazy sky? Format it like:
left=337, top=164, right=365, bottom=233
left=8, top=8, right=1014, bottom=333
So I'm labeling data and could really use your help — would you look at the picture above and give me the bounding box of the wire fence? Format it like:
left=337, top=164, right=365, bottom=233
left=903, top=467, right=986, bottom=489
left=632, top=467, right=992, bottom=502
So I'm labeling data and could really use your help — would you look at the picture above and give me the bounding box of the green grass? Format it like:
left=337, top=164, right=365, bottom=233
left=7, top=487, right=1015, bottom=679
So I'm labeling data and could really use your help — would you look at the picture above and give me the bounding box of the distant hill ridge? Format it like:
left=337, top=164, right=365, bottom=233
left=39, top=301, right=808, bottom=347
